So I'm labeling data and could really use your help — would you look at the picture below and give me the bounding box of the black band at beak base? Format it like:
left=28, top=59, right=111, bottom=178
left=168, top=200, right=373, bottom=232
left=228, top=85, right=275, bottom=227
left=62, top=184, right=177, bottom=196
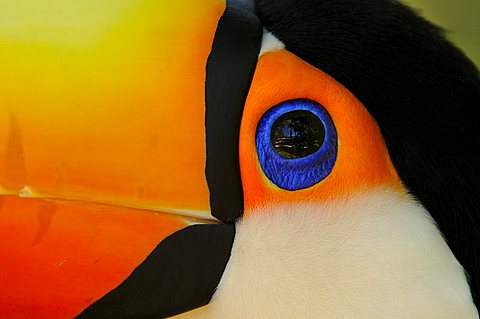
left=205, top=0, right=263, bottom=223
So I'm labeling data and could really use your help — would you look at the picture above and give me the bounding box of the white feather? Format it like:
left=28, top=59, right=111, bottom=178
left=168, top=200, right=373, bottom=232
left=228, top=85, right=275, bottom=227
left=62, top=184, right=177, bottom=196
left=174, top=188, right=478, bottom=318
left=259, top=30, right=285, bottom=57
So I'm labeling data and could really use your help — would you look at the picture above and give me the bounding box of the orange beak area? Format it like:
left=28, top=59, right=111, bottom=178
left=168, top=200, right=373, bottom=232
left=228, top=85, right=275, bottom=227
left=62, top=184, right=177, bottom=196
left=0, top=1, right=226, bottom=318
left=0, top=196, right=193, bottom=319
left=240, top=49, right=403, bottom=212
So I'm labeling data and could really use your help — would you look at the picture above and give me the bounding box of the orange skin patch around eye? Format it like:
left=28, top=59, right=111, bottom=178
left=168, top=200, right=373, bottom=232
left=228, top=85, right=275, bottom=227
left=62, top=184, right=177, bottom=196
left=0, top=196, right=190, bottom=319
left=239, top=50, right=402, bottom=212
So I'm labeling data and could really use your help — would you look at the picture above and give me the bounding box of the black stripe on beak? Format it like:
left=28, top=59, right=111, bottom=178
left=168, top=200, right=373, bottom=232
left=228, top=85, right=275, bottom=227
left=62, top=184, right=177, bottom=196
left=205, top=0, right=263, bottom=222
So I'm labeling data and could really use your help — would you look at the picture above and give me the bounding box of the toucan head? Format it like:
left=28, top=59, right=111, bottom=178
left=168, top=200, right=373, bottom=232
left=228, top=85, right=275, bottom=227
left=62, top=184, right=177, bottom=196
left=1, top=0, right=479, bottom=318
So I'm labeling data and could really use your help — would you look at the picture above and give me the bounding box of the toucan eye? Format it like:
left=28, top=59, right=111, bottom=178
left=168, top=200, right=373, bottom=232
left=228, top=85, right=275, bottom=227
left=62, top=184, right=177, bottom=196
left=256, top=99, right=338, bottom=191
left=271, top=110, right=325, bottom=159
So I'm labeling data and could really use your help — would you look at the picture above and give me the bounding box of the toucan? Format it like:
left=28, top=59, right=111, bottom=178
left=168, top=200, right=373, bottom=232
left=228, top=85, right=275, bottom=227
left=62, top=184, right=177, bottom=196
left=0, top=0, right=479, bottom=318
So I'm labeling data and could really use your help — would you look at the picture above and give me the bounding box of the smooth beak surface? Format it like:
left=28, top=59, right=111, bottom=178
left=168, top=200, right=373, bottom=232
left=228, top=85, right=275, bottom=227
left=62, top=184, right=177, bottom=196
left=0, top=0, right=225, bottom=219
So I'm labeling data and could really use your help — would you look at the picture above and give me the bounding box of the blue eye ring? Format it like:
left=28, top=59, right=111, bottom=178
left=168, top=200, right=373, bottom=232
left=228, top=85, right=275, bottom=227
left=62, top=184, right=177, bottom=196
left=255, top=99, right=338, bottom=191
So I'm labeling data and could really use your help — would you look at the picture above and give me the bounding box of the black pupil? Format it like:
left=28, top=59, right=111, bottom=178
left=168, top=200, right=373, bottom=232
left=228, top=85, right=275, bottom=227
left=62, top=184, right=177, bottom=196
left=270, top=110, right=325, bottom=159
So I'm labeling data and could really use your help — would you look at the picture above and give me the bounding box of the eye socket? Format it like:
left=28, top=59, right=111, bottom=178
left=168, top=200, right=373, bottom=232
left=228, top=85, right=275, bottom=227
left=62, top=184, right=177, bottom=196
left=256, top=99, right=338, bottom=191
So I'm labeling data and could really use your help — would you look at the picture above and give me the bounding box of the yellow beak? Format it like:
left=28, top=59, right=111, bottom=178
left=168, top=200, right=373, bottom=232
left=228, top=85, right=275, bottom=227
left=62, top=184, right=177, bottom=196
left=0, top=0, right=225, bottom=219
